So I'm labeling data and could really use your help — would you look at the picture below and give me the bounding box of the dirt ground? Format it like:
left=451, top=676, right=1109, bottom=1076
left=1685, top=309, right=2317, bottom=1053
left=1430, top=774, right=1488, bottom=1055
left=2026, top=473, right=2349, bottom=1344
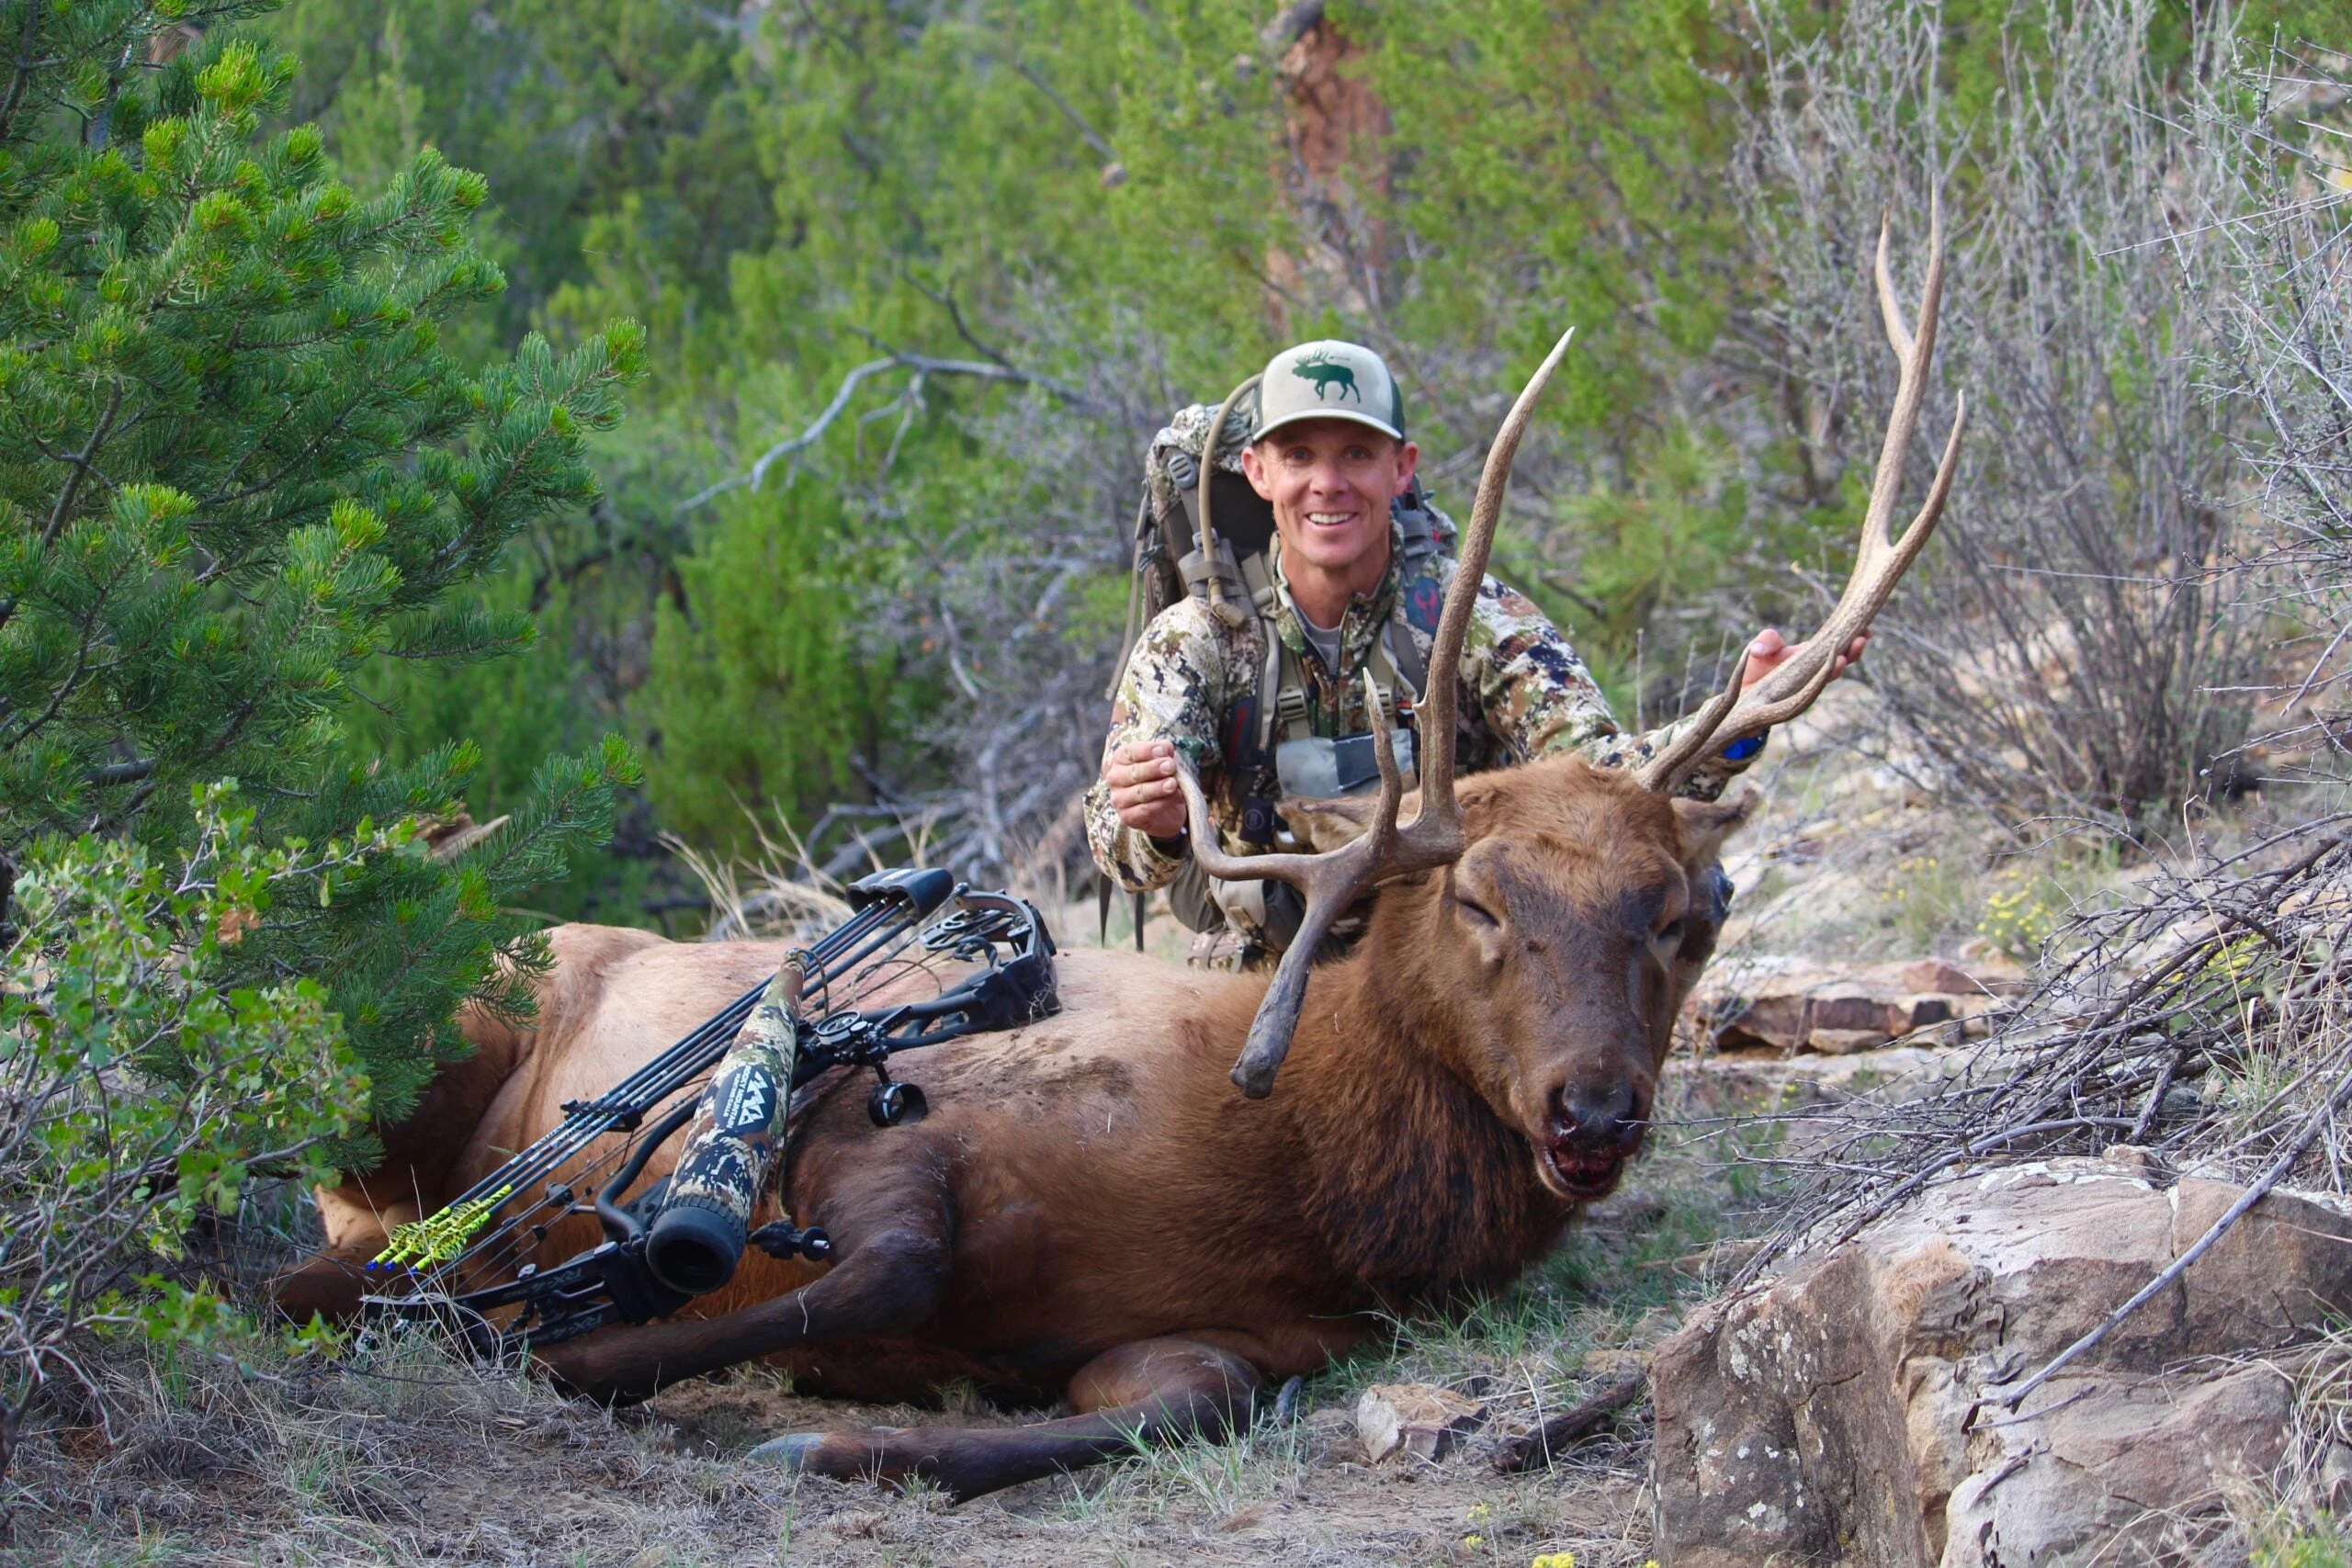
left=6, top=1135, right=1733, bottom=1568
left=654, top=1377, right=1652, bottom=1568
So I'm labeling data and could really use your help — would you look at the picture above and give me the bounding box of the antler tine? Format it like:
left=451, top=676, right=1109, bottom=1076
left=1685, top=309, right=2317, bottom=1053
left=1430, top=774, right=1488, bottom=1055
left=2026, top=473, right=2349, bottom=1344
left=1636, top=197, right=1964, bottom=795
left=1179, top=672, right=1411, bottom=1098
left=1875, top=212, right=1916, bottom=360
left=1409, top=326, right=1578, bottom=849
left=1860, top=196, right=1943, bottom=561
left=1177, top=330, right=1578, bottom=1098
left=1174, top=671, right=1404, bottom=895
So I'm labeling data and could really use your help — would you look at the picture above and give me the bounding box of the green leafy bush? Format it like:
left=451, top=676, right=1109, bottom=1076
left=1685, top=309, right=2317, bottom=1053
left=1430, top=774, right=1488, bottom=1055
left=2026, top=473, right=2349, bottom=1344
left=0, top=785, right=373, bottom=1474
left=639, top=480, right=895, bottom=852
left=0, top=3, right=644, bottom=1116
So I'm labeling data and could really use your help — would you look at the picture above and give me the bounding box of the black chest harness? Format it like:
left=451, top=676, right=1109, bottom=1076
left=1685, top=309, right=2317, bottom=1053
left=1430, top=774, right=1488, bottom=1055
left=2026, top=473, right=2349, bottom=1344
left=1168, top=458, right=1453, bottom=845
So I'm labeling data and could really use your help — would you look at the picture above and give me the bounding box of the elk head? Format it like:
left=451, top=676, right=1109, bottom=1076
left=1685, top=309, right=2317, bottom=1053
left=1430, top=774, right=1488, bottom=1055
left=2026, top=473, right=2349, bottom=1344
left=1180, top=199, right=1966, bottom=1113
left=1287, top=759, right=1755, bottom=1201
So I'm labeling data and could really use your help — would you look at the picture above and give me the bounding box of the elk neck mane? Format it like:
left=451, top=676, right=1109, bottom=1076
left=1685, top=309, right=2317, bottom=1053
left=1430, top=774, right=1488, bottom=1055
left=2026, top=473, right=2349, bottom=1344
left=1256, top=763, right=1669, bottom=1308
left=1282, top=960, right=1570, bottom=1307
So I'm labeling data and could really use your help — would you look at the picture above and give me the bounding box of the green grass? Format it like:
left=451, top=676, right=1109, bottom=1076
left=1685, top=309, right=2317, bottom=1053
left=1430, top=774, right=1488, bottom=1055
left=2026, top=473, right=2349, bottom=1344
left=2257, top=1526, right=2352, bottom=1567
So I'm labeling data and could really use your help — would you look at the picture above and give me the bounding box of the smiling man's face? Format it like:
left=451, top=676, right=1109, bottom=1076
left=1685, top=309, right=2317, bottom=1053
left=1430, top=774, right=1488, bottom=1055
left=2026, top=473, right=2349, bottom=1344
left=1241, top=418, right=1421, bottom=592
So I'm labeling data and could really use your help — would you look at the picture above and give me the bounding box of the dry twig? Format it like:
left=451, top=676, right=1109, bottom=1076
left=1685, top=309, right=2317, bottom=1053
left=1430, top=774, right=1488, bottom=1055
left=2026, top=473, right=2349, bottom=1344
left=1489, top=1371, right=1645, bottom=1472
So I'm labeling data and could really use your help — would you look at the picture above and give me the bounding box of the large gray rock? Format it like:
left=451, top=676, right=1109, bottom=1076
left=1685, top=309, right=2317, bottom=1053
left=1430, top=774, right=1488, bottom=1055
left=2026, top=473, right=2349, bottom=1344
left=1939, top=1364, right=2290, bottom=1565
left=1651, top=1156, right=2352, bottom=1567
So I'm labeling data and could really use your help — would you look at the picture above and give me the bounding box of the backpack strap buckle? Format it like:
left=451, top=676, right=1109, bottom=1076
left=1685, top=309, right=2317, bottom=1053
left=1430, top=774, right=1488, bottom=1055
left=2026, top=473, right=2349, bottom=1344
left=1177, top=539, right=1245, bottom=609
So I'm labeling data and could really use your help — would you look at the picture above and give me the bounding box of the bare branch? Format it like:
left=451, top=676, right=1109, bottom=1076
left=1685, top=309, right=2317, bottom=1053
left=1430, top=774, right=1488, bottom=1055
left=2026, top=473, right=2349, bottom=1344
left=676, top=352, right=1101, bottom=515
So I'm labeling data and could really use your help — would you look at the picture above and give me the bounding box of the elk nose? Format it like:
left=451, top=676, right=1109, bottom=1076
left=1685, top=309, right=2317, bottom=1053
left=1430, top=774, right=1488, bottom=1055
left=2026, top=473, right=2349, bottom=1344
left=1548, top=1082, right=1644, bottom=1151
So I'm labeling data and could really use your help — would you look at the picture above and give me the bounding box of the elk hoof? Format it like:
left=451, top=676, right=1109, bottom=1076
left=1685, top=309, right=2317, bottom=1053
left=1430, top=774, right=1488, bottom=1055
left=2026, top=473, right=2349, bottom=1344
left=745, top=1432, right=833, bottom=1473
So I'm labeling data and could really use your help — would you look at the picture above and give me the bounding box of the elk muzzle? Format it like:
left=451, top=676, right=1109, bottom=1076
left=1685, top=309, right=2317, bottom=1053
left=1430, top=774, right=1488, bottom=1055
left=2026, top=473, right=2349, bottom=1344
left=1535, top=1074, right=1649, bottom=1202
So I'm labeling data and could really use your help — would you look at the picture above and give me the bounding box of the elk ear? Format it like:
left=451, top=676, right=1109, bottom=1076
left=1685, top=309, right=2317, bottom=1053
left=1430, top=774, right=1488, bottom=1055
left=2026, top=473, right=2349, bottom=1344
left=1279, top=793, right=1415, bottom=852
left=1670, top=788, right=1757, bottom=866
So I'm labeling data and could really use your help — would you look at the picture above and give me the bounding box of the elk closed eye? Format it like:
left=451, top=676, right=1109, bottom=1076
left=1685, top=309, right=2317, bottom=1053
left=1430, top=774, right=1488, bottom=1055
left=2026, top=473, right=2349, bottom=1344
left=1458, top=897, right=1499, bottom=930
left=1655, top=919, right=1685, bottom=945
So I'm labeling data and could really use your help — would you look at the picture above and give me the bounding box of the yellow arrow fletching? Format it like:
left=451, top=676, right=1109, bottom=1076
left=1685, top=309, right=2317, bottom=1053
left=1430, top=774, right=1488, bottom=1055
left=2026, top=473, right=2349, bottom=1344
left=372, top=1185, right=513, bottom=1269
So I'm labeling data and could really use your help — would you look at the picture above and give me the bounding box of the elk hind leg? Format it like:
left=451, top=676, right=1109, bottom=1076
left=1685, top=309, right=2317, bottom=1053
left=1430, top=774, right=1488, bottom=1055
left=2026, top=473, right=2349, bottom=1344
left=750, top=1337, right=1262, bottom=1501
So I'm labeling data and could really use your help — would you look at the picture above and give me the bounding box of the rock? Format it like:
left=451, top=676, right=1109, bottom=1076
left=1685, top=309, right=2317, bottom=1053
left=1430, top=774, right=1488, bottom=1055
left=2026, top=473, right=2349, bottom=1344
left=1663, top=1044, right=1963, bottom=1124
left=1652, top=1239, right=1766, bottom=1284
left=1806, top=1026, right=1892, bottom=1055
left=1356, top=1383, right=1487, bottom=1463
left=1651, top=1160, right=2352, bottom=1567
left=1583, top=1188, right=1668, bottom=1229
left=1902, top=955, right=2029, bottom=996
left=1941, top=1366, right=2290, bottom=1566
left=1902, top=994, right=1956, bottom=1028
left=1302, top=1405, right=1358, bottom=1465
left=2323, top=1441, right=2352, bottom=1512
left=1685, top=956, right=2007, bottom=1055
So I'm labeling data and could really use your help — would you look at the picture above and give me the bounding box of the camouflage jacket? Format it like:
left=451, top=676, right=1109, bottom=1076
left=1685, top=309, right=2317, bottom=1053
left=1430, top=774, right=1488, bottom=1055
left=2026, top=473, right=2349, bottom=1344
left=1085, top=527, right=1757, bottom=894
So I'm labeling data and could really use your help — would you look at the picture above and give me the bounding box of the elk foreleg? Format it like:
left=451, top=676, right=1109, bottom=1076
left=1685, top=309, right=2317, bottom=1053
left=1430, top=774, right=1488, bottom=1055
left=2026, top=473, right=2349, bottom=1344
left=751, top=1337, right=1263, bottom=1501
left=537, top=1184, right=951, bottom=1405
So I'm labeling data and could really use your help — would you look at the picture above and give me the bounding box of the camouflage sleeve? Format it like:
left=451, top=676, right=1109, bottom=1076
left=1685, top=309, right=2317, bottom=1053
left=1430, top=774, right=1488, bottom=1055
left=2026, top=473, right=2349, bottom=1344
left=1580, top=708, right=1755, bottom=802
left=1462, top=570, right=1758, bottom=802
left=1083, top=598, right=1239, bottom=894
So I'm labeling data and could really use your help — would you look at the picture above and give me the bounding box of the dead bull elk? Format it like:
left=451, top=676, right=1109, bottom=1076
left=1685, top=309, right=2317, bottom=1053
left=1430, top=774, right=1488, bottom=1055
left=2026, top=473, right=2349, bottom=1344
left=288, top=211, right=1963, bottom=1498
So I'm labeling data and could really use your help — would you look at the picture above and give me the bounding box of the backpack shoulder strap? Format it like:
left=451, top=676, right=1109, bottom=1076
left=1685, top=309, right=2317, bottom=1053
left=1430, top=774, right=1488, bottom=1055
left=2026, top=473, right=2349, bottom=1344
left=1385, top=543, right=1453, bottom=705
left=1234, top=551, right=1299, bottom=752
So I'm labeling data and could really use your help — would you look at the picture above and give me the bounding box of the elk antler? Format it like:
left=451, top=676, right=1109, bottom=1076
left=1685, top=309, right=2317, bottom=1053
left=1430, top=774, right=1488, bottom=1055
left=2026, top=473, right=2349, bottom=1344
left=1635, top=197, right=1968, bottom=795
left=1178, top=327, right=1578, bottom=1099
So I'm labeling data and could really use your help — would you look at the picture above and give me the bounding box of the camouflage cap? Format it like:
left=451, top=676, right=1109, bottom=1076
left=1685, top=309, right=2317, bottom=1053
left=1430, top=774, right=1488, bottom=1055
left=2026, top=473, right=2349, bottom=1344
left=1252, top=340, right=1405, bottom=444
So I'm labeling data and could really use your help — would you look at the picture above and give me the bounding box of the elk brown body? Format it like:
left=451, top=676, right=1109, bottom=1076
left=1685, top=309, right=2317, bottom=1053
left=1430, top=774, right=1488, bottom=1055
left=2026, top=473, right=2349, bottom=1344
left=283, top=759, right=1750, bottom=1497
left=286, top=215, right=1960, bottom=1497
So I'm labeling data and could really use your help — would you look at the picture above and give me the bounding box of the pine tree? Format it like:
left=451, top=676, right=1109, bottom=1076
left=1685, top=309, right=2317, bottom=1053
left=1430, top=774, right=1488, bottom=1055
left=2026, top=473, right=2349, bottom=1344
left=0, top=2, right=645, bottom=1122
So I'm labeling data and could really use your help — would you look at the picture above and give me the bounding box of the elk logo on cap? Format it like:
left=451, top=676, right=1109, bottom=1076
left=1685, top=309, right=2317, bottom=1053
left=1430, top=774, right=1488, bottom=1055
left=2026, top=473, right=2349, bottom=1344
left=1293, top=351, right=1361, bottom=404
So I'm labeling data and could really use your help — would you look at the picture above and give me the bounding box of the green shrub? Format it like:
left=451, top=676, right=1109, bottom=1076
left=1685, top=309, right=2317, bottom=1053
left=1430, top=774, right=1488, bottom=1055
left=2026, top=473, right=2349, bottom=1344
left=0, top=3, right=644, bottom=1116
left=639, top=479, right=890, bottom=854
left=0, top=785, right=372, bottom=1474
left=0, top=2, right=644, bottom=1472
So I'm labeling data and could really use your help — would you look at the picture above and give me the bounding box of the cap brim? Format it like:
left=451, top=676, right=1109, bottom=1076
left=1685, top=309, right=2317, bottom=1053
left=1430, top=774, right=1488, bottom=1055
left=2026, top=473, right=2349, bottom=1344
left=1252, top=408, right=1405, bottom=444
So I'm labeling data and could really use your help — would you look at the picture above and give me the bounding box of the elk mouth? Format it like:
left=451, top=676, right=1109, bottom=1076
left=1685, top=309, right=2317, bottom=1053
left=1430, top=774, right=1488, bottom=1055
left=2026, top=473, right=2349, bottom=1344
left=1537, top=1137, right=1634, bottom=1203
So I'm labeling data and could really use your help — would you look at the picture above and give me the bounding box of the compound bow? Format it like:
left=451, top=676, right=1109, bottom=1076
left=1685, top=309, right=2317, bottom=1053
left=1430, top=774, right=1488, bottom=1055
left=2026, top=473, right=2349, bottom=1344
left=363, top=870, right=1057, bottom=1359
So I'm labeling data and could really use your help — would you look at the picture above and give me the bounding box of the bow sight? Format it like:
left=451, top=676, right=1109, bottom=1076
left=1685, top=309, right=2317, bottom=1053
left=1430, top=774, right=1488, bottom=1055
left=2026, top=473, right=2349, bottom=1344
left=363, top=870, right=1057, bottom=1359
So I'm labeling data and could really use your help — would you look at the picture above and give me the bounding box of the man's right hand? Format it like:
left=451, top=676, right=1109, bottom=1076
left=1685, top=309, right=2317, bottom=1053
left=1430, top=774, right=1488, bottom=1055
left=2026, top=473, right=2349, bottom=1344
left=1103, top=739, right=1188, bottom=841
